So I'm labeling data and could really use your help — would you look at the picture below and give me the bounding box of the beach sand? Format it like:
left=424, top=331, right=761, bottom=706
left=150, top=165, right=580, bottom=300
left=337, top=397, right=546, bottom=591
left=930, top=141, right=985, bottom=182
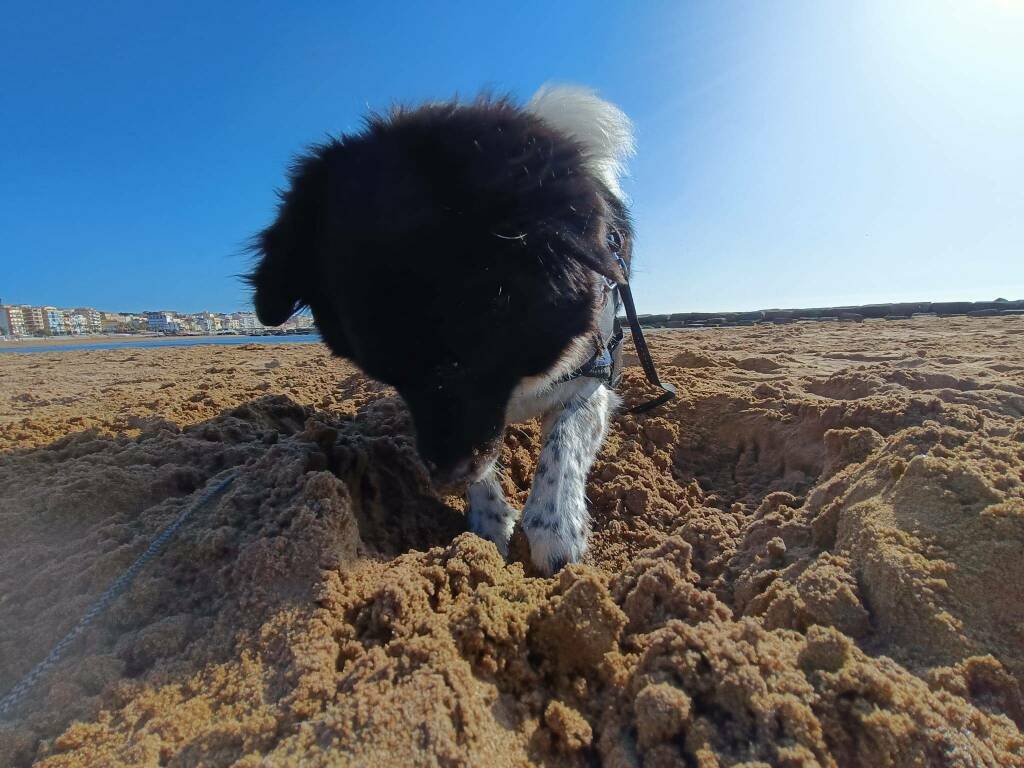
left=1, top=317, right=1023, bottom=766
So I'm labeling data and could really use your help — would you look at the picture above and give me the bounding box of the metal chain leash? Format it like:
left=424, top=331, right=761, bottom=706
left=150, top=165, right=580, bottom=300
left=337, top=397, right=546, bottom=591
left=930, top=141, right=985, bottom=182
left=0, top=470, right=238, bottom=720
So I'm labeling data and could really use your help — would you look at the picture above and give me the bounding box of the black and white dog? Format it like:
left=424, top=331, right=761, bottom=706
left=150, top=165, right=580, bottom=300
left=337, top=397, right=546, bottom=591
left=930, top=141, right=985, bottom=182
left=249, top=86, right=638, bottom=575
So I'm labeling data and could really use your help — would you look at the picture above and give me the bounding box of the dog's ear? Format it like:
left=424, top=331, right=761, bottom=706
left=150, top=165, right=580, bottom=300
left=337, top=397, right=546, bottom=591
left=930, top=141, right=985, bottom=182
left=247, top=153, right=327, bottom=326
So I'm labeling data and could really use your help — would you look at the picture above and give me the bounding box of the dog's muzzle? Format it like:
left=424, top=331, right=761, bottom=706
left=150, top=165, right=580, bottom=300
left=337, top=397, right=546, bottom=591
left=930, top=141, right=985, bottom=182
left=424, top=443, right=499, bottom=493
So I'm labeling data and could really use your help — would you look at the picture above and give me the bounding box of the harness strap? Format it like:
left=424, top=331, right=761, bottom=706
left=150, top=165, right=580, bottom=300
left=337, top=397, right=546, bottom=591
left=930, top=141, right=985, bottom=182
left=557, top=323, right=623, bottom=384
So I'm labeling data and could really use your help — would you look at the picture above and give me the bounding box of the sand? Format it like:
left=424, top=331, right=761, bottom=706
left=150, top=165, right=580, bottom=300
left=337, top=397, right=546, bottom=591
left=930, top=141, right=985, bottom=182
left=1, top=317, right=1022, bottom=767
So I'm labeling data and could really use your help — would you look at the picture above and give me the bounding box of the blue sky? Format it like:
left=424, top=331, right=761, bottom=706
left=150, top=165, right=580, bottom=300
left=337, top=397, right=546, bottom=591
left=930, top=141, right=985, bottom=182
left=2, top=1, right=1022, bottom=314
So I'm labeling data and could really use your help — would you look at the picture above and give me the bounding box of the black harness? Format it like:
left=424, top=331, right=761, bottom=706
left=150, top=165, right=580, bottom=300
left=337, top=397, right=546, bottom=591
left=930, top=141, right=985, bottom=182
left=558, top=232, right=677, bottom=414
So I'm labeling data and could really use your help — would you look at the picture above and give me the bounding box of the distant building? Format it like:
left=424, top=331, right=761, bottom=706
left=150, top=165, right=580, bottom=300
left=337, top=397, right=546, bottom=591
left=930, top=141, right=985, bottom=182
left=2, top=304, right=294, bottom=336
left=191, top=312, right=226, bottom=334
left=65, top=312, right=89, bottom=335
left=122, top=314, right=149, bottom=332
left=276, top=312, right=315, bottom=332
left=20, top=306, right=46, bottom=335
left=0, top=305, right=27, bottom=336
left=145, top=311, right=180, bottom=334
left=101, top=312, right=127, bottom=333
left=73, top=307, right=103, bottom=333
left=231, top=312, right=262, bottom=332
left=42, top=306, right=66, bottom=335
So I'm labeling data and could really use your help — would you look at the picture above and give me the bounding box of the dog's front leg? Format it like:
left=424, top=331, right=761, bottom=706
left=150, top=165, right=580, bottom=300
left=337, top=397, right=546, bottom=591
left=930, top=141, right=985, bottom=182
left=522, top=380, right=617, bottom=575
left=466, top=471, right=519, bottom=557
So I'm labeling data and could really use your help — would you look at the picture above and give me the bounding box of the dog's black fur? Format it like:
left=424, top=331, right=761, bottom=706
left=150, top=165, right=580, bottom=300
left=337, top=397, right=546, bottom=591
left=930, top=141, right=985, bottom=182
left=248, top=97, right=631, bottom=483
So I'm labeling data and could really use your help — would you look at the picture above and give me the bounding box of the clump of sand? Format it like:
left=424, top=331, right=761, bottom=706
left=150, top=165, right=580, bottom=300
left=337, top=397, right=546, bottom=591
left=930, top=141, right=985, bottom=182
left=1, top=316, right=1022, bottom=766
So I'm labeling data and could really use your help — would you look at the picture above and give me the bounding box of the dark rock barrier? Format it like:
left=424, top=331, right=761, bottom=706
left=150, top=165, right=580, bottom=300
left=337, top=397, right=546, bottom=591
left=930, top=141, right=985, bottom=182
left=636, top=299, right=1024, bottom=329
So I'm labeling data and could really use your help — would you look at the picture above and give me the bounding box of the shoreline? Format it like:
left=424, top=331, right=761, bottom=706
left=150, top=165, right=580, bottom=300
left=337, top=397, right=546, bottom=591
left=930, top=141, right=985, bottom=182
left=0, top=332, right=319, bottom=351
left=0, top=333, right=162, bottom=348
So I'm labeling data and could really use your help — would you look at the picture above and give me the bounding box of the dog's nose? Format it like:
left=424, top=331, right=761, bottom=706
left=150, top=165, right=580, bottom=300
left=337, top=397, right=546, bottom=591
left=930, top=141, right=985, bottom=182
left=427, top=457, right=476, bottom=492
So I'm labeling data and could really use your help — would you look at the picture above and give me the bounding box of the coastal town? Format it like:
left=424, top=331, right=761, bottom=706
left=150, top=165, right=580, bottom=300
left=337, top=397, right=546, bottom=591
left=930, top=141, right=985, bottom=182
left=0, top=303, right=314, bottom=339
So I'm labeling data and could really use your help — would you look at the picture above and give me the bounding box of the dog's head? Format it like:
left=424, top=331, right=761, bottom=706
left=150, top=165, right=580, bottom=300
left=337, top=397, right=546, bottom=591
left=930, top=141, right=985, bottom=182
left=248, top=87, right=633, bottom=489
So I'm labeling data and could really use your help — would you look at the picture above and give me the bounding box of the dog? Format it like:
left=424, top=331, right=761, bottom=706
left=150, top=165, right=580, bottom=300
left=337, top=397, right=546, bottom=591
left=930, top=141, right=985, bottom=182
left=248, top=85, right=637, bottom=574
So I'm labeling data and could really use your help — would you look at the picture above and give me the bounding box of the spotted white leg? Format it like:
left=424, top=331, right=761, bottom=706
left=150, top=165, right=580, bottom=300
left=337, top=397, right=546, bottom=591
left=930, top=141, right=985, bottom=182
left=522, top=380, right=618, bottom=575
left=466, top=471, right=519, bottom=557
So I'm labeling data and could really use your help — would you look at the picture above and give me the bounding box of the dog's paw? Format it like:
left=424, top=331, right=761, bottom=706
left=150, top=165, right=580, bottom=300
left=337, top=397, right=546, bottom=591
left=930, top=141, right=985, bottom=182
left=466, top=498, right=518, bottom=558
left=522, top=500, right=589, bottom=576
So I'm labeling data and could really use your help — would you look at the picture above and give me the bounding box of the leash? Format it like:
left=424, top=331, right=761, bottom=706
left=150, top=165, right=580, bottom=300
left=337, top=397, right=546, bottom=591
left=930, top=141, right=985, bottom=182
left=614, top=264, right=677, bottom=414
left=559, top=231, right=677, bottom=414
left=0, top=470, right=238, bottom=720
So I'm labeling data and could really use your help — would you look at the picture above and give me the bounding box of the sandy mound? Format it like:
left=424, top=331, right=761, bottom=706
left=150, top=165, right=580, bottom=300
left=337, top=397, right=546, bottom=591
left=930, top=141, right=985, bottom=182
left=1, top=317, right=1022, bottom=766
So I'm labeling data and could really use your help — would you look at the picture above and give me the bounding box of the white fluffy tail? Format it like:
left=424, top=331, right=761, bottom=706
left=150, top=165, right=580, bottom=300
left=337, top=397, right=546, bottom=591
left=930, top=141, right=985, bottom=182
left=526, top=84, right=635, bottom=200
